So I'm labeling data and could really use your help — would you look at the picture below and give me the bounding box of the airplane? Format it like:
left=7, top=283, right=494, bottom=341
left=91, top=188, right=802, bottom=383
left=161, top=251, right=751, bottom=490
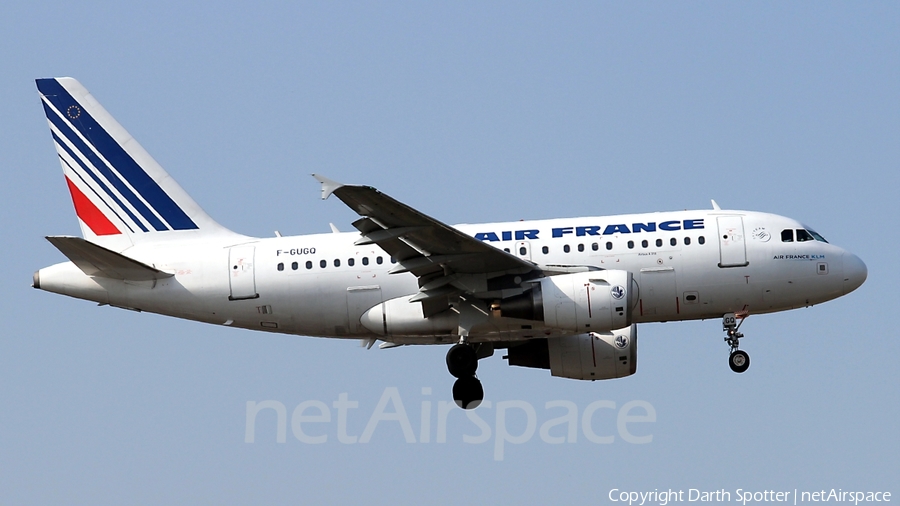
left=32, top=77, right=868, bottom=409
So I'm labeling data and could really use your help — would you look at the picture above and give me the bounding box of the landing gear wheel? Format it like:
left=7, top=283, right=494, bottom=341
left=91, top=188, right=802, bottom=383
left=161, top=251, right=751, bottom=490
left=446, top=343, right=478, bottom=378
left=729, top=350, right=750, bottom=373
left=452, top=376, right=484, bottom=409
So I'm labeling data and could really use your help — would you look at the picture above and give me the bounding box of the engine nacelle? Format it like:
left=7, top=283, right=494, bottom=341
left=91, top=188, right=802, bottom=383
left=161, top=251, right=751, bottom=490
left=506, top=325, right=638, bottom=380
left=360, top=294, right=457, bottom=336
left=501, top=270, right=634, bottom=333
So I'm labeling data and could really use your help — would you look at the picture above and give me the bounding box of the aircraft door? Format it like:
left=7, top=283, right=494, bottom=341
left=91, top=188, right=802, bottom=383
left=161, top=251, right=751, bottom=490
left=515, top=241, right=532, bottom=261
left=228, top=245, right=259, bottom=300
left=347, top=286, right=382, bottom=334
left=716, top=216, right=749, bottom=268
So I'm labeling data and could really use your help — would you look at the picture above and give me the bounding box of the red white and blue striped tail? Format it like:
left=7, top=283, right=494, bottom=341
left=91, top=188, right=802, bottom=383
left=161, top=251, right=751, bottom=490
left=37, top=77, right=238, bottom=250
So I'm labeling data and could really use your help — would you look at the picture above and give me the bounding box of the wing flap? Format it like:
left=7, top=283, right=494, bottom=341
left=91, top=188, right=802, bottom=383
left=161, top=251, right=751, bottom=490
left=46, top=236, right=173, bottom=281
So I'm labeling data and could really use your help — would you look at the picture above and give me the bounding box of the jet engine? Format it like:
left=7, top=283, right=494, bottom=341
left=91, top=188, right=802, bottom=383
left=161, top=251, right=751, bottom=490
left=500, top=270, right=635, bottom=333
left=506, top=325, right=638, bottom=380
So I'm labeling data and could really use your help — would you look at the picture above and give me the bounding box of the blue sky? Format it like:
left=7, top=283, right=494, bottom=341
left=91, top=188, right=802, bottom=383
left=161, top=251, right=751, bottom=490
left=1, top=2, right=897, bottom=504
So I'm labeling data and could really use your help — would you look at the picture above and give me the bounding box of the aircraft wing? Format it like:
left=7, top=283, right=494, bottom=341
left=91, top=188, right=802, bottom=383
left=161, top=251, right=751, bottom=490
left=314, top=175, right=536, bottom=315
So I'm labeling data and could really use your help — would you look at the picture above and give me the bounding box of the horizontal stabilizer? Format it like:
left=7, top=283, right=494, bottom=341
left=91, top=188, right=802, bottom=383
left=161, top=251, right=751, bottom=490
left=46, top=236, right=173, bottom=281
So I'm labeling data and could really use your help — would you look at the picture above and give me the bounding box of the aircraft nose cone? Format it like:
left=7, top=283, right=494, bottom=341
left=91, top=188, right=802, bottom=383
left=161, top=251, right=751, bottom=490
left=842, top=252, right=867, bottom=295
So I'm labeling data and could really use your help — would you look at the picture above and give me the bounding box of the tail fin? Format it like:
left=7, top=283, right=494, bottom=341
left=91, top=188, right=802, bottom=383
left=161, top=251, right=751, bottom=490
left=36, top=77, right=238, bottom=250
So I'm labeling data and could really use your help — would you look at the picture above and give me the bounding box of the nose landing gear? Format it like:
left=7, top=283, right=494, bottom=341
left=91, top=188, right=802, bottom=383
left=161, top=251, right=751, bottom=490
left=723, top=313, right=750, bottom=373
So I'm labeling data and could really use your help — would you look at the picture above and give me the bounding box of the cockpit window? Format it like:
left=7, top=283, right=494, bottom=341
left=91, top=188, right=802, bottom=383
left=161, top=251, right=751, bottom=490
left=782, top=228, right=827, bottom=243
left=796, top=229, right=815, bottom=242
left=806, top=229, right=828, bottom=243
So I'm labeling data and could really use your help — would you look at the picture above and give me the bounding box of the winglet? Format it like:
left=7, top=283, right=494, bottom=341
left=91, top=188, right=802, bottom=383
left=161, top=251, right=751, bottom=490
left=711, top=199, right=721, bottom=211
left=312, top=174, right=343, bottom=200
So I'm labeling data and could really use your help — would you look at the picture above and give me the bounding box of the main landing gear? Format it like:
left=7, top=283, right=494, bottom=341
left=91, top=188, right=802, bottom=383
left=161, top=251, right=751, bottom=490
left=446, top=342, right=484, bottom=409
left=723, top=312, right=750, bottom=373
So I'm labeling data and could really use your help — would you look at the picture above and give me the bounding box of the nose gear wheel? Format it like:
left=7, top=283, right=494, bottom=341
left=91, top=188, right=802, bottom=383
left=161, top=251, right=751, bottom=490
left=729, top=349, right=750, bottom=373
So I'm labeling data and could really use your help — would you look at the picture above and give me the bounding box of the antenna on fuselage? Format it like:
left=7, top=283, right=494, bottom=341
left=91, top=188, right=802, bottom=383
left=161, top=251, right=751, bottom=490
left=711, top=199, right=721, bottom=211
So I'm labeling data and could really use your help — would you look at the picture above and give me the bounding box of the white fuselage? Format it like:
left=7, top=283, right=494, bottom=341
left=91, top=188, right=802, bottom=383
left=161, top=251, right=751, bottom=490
left=36, top=208, right=866, bottom=345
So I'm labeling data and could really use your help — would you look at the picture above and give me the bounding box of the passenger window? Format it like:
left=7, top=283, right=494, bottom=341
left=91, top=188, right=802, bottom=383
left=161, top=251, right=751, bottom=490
left=781, top=229, right=794, bottom=242
left=684, top=237, right=691, bottom=246
left=627, top=240, right=634, bottom=249
left=641, top=240, right=648, bottom=248
left=319, top=260, right=327, bottom=268
left=362, top=257, right=369, bottom=266
left=334, top=259, right=341, bottom=267
left=577, top=244, right=584, bottom=252
left=656, top=239, right=663, bottom=247
left=519, top=247, right=527, bottom=255
left=698, top=236, right=705, bottom=245
left=277, top=262, right=284, bottom=271
left=670, top=238, right=677, bottom=246
left=390, top=257, right=396, bottom=264
left=348, top=258, right=355, bottom=267
left=306, top=261, right=312, bottom=269
left=606, top=242, right=613, bottom=250
left=564, top=245, right=570, bottom=253
left=377, top=256, right=384, bottom=265
left=503, top=248, right=510, bottom=253
left=291, top=262, right=298, bottom=270
left=592, top=243, right=598, bottom=251
left=796, top=229, right=814, bottom=242
left=542, top=246, right=549, bottom=254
